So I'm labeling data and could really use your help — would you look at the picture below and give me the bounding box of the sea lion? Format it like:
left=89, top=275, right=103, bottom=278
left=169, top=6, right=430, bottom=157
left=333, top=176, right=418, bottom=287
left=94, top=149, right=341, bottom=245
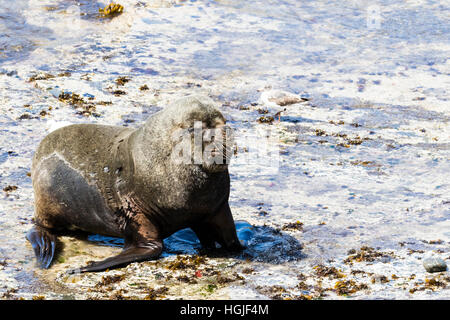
left=26, top=96, right=243, bottom=273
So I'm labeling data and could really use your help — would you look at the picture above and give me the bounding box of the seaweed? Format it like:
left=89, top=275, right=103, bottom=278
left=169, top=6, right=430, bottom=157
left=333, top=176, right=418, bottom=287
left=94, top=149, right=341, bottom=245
left=144, top=286, right=169, bottom=300
left=97, top=274, right=126, bottom=286
left=27, top=73, right=55, bottom=82
left=241, top=267, right=255, bottom=274
left=112, top=90, right=127, bottom=96
left=216, top=273, right=244, bottom=284
left=329, top=120, right=345, bottom=125
left=257, top=116, right=274, bottom=124
left=315, top=129, right=327, bottom=136
left=257, top=108, right=269, bottom=114
left=350, top=160, right=379, bottom=168
left=409, top=276, right=448, bottom=294
left=39, top=110, right=50, bottom=117
left=99, top=3, right=124, bottom=18
left=205, top=284, right=217, bottom=293
left=313, top=265, right=345, bottom=279
left=176, top=275, right=196, bottom=284
left=58, top=91, right=101, bottom=117
left=115, top=76, right=130, bottom=86
left=344, top=246, right=393, bottom=265
left=57, top=71, right=71, bottom=77
left=18, top=113, right=34, bottom=120
left=281, top=221, right=304, bottom=231
left=256, top=285, right=288, bottom=300
left=58, top=92, right=85, bottom=106
left=334, top=280, right=368, bottom=296
left=166, top=255, right=206, bottom=271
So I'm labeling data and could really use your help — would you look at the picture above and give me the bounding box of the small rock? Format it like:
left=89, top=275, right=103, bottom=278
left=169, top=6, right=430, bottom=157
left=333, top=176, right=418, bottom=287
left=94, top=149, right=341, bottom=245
left=423, top=257, right=447, bottom=273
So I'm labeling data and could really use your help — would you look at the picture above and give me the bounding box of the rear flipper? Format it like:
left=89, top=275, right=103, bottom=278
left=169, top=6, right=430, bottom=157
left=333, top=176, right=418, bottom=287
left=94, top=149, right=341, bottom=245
left=26, top=225, right=57, bottom=269
left=67, top=240, right=163, bottom=274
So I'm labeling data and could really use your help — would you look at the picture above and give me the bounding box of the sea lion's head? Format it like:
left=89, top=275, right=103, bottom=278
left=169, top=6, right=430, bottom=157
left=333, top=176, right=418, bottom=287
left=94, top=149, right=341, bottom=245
left=169, top=96, right=233, bottom=173
left=143, top=96, right=233, bottom=173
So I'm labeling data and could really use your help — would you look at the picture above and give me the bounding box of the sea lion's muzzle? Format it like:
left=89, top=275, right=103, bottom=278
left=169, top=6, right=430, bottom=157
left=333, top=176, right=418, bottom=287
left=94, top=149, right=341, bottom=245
left=203, top=124, right=233, bottom=166
left=170, top=122, right=233, bottom=171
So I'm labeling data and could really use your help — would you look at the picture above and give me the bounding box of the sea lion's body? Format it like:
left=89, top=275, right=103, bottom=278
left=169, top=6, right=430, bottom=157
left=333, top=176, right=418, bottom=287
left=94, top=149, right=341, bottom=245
left=27, top=96, right=242, bottom=272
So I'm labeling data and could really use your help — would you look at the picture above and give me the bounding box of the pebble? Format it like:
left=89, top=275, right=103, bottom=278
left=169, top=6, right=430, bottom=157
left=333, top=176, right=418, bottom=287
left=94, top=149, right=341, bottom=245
left=423, top=257, right=447, bottom=273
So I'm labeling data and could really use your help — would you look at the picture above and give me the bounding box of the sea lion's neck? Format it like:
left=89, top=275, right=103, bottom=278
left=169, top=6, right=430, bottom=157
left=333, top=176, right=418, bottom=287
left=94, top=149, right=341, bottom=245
left=104, top=128, right=137, bottom=209
left=123, top=124, right=228, bottom=217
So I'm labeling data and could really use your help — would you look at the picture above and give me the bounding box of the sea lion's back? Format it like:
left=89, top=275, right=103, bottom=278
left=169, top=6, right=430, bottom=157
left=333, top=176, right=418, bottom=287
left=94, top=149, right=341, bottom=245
left=32, top=123, right=132, bottom=175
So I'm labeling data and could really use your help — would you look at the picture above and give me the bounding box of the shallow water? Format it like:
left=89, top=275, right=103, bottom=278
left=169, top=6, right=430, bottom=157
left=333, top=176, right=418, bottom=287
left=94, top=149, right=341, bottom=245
left=0, top=0, right=449, bottom=299
left=87, top=220, right=254, bottom=251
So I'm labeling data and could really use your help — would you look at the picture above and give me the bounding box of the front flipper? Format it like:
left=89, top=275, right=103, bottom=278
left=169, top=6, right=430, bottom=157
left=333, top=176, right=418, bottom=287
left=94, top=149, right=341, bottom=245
left=67, top=240, right=163, bottom=274
left=26, top=225, right=57, bottom=269
left=193, top=202, right=244, bottom=253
